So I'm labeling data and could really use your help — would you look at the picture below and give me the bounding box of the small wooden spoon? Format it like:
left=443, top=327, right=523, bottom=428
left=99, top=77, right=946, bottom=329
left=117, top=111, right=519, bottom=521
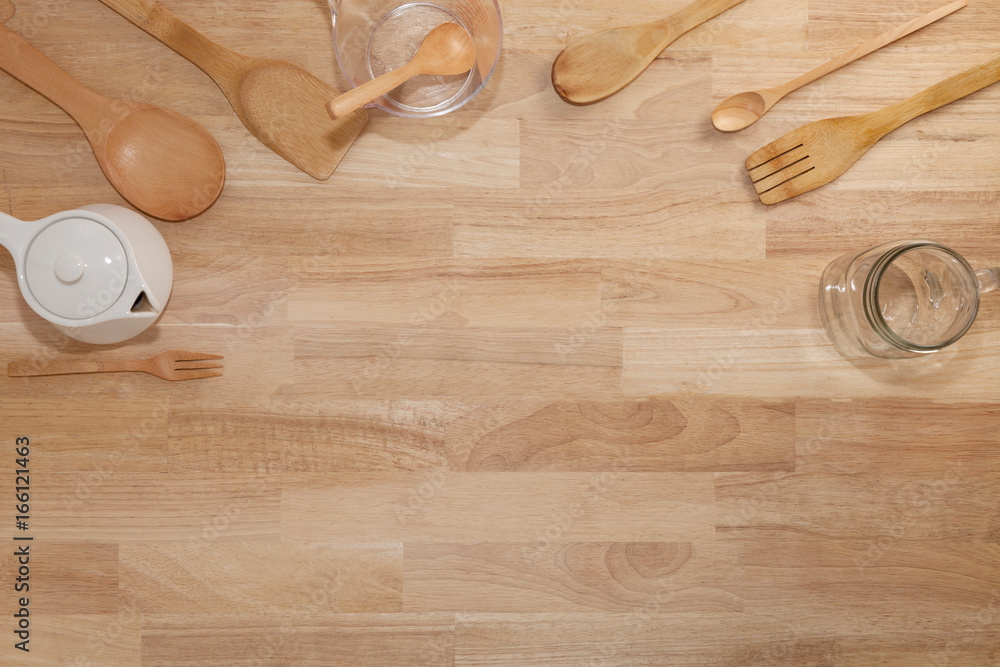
left=98, top=0, right=367, bottom=181
left=326, top=23, right=476, bottom=119
left=0, top=21, right=224, bottom=221
left=552, top=0, right=748, bottom=105
left=712, top=0, right=967, bottom=132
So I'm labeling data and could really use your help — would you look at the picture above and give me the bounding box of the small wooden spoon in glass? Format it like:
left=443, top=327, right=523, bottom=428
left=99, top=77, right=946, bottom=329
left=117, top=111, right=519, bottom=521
left=712, top=0, right=967, bottom=132
left=0, top=15, right=225, bottom=221
left=326, top=22, right=476, bottom=119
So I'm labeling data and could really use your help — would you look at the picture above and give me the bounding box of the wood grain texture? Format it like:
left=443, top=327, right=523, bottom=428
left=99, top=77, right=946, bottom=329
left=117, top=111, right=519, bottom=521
left=445, top=398, right=794, bottom=472
left=282, top=473, right=716, bottom=543
left=120, top=542, right=402, bottom=613
left=2, top=0, right=1000, bottom=663
left=403, top=541, right=744, bottom=612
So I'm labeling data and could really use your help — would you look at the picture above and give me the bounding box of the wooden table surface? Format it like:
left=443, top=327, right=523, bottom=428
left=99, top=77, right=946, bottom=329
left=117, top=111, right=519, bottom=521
left=2, top=0, right=1000, bottom=664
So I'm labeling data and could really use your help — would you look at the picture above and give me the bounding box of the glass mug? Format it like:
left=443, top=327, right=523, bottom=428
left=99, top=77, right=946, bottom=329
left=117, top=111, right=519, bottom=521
left=819, top=240, right=1000, bottom=359
left=329, top=0, right=503, bottom=118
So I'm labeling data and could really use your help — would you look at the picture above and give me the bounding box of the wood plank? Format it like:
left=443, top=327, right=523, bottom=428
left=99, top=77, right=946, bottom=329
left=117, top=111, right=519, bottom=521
left=794, top=399, right=1000, bottom=474
left=282, top=473, right=715, bottom=542
left=599, top=259, right=822, bottom=330
left=445, top=398, right=794, bottom=472
left=453, top=188, right=764, bottom=260
left=625, top=328, right=1000, bottom=399
left=716, top=469, right=996, bottom=540
left=404, top=542, right=743, bottom=612
left=156, top=186, right=455, bottom=260
left=743, top=537, right=1000, bottom=613
left=0, top=399, right=167, bottom=473
left=0, top=614, right=142, bottom=666
left=140, top=614, right=455, bottom=667
left=0, top=543, right=118, bottom=615
left=335, top=116, right=520, bottom=189
left=288, top=258, right=603, bottom=328
left=837, top=635, right=1000, bottom=666
left=169, top=400, right=447, bottom=473
left=8, top=472, right=279, bottom=542
left=293, top=325, right=623, bottom=400
left=120, top=542, right=402, bottom=613
left=454, top=613, right=837, bottom=666
left=764, top=190, right=1000, bottom=259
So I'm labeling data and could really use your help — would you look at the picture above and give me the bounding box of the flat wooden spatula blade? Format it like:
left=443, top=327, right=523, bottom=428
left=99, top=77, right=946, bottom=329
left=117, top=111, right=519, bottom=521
left=236, top=62, right=368, bottom=180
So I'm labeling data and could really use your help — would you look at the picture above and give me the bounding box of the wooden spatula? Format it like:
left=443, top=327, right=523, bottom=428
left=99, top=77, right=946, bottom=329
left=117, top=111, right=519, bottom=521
left=552, top=0, right=748, bottom=105
left=746, top=51, right=1000, bottom=205
left=97, top=0, right=367, bottom=180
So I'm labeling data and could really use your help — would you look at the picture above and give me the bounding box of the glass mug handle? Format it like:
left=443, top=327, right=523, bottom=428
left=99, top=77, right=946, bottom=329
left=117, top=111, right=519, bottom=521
left=977, top=268, right=1000, bottom=294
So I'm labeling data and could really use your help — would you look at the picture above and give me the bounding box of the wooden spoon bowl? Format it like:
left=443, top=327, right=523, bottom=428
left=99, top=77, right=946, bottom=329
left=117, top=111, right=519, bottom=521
left=711, top=91, right=771, bottom=132
left=102, top=106, right=225, bottom=221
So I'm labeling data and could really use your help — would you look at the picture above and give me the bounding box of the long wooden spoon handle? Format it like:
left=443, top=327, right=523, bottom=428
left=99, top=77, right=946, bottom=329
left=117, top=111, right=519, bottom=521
left=7, top=360, right=139, bottom=377
left=326, top=62, right=419, bottom=119
left=778, top=0, right=967, bottom=96
left=97, top=0, right=247, bottom=80
left=0, top=23, right=107, bottom=127
left=870, top=51, right=1000, bottom=136
left=669, top=0, right=748, bottom=40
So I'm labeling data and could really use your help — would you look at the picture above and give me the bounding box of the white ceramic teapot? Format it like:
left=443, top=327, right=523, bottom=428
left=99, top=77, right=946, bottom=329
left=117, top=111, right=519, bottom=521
left=0, top=204, right=172, bottom=344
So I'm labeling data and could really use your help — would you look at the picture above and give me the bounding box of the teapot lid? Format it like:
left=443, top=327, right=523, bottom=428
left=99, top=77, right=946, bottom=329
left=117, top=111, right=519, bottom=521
left=24, top=216, right=128, bottom=320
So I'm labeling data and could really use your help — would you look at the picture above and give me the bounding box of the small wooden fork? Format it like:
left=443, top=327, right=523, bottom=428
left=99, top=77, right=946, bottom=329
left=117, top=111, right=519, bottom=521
left=7, top=351, right=223, bottom=381
left=746, top=51, right=1000, bottom=205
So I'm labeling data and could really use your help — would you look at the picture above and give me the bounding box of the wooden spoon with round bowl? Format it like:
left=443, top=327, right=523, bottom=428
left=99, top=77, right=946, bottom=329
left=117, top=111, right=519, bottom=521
left=552, top=0, right=748, bottom=105
left=0, top=9, right=224, bottom=221
left=326, top=22, right=476, bottom=119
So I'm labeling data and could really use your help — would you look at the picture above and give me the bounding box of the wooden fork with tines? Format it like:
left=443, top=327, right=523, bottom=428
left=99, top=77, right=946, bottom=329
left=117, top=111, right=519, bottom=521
left=746, top=51, right=1000, bottom=205
left=7, top=351, right=223, bottom=381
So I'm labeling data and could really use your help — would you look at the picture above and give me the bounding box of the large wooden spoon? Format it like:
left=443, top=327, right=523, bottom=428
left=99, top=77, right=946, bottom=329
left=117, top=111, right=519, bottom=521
left=552, top=0, right=748, bottom=105
left=0, top=20, right=224, bottom=221
left=97, top=0, right=367, bottom=180
left=712, top=0, right=967, bottom=132
left=326, top=22, right=475, bottom=119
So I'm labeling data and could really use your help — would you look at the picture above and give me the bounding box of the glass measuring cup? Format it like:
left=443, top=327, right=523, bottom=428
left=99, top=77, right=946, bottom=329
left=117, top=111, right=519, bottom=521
left=819, top=240, right=1000, bottom=359
left=329, top=0, right=502, bottom=118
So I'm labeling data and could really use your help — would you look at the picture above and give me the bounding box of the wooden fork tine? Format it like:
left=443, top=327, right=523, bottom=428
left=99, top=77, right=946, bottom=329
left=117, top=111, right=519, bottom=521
left=746, top=143, right=809, bottom=180
left=174, top=362, right=224, bottom=370
left=758, top=178, right=815, bottom=206
left=751, top=160, right=816, bottom=196
left=171, top=351, right=224, bottom=361
left=170, top=370, right=223, bottom=381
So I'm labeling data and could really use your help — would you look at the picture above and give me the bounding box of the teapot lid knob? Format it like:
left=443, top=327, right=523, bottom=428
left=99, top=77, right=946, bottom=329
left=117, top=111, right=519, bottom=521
left=54, top=254, right=85, bottom=283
